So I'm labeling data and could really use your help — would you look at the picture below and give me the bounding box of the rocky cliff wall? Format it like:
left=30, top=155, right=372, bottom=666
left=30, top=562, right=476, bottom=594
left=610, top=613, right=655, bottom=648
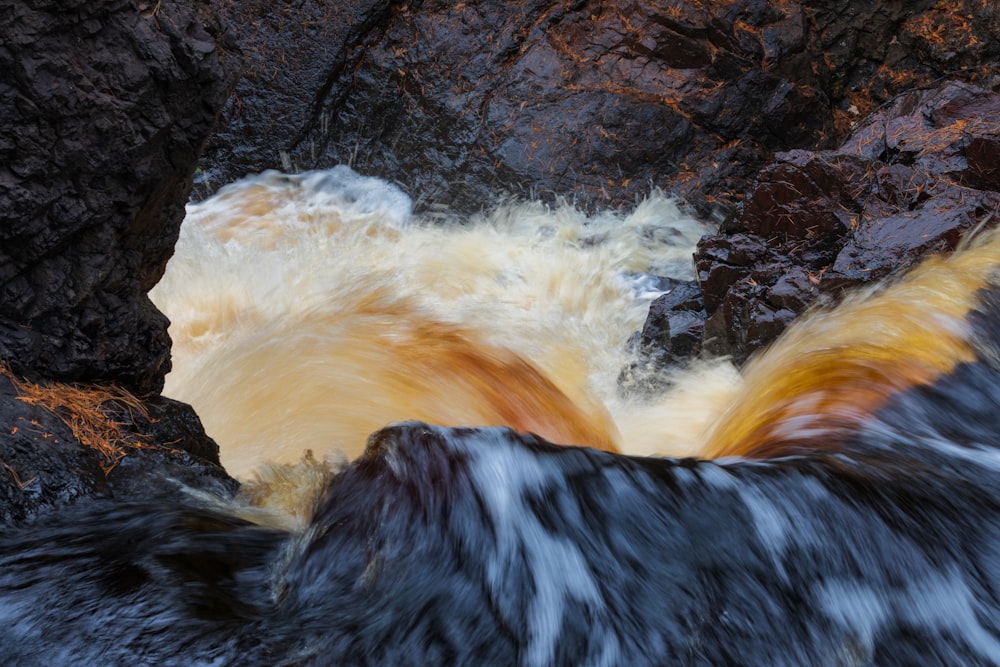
left=1, top=0, right=239, bottom=394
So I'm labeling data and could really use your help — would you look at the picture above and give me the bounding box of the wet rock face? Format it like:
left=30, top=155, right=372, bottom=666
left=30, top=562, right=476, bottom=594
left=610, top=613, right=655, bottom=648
left=0, top=374, right=235, bottom=526
left=694, top=82, right=1000, bottom=363
left=619, top=280, right=707, bottom=396
left=202, top=0, right=999, bottom=215
left=195, top=0, right=393, bottom=193
left=0, top=0, right=239, bottom=394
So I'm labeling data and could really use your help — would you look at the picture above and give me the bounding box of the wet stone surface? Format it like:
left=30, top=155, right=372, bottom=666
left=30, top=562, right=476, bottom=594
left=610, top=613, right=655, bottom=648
left=201, top=0, right=1000, bottom=216
left=691, top=82, right=1000, bottom=364
left=0, top=0, right=239, bottom=394
left=0, top=375, right=235, bottom=526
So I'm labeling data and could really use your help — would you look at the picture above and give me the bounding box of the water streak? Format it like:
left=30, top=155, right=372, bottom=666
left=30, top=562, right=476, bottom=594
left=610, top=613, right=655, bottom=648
left=152, top=167, right=718, bottom=477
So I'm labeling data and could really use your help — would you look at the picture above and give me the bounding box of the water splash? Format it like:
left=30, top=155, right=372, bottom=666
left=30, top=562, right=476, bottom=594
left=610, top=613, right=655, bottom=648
left=151, top=167, right=721, bottom=477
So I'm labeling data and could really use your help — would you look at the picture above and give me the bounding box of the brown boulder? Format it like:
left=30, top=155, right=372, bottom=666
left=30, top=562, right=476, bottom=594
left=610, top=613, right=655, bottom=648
left=695, top=81, right=1000, bottom=363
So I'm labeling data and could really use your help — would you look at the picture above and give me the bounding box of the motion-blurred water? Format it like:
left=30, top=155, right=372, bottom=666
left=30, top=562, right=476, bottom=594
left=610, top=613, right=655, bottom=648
left=151, top=166, right=733, bottom=478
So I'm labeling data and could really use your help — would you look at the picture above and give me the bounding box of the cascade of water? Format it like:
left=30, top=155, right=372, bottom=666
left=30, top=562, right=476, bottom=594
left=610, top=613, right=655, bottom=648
left=151, top=166, right=725, bottom=478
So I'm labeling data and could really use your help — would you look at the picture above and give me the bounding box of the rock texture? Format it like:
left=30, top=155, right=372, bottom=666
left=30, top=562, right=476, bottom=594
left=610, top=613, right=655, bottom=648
left=686, top=82, right=1000, bottom=363
left=0, top=0, right=240, bottom=523
left=2, top=0, right=999, bottom=522
left=0, top=0, right=240, bottom=394
left=0, top=371, right=234, bottom=525
left=202, top=0, right=1000, bottom=215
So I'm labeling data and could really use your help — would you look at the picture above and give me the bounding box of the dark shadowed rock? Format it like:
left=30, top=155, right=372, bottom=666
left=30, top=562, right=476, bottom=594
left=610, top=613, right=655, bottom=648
left=637, top=281, right=707, bottom=364
left=0, top=0, right=240, bottom=395
left=0, top=373, right=235, bottom=526
left=694, top=82, right=1000, bottom=363
left=202, top=0, right=999, bottom=215
left=194, top=0, right=393, bottom=195
left=618, top=280, right=707, bottom=396
left=142, top=394, right=225, bottom=465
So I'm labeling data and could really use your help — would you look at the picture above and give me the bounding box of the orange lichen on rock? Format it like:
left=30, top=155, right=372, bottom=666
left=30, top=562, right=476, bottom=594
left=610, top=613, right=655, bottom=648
left=703, top=228, right=1000, bottom=459
left=904, top=1, right=983, bottom=52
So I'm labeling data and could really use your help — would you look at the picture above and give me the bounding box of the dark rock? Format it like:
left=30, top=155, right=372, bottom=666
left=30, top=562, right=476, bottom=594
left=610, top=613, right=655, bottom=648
left=692, top=81, right=1000, bottom=364
left=965, top=134, right=1000, bottom=191
left=640, top=282, right=707, bottom=361
left=200, top=0, right=1000, bottom=215
left=0, top=0, right=240, bottom=394
left=102, top=446, right=237, bottom=510
left=731, top=150, right=866, bottom=241
left=0, top=374, right=109, bottom=525
left=140, top=395, right=224, bottom=466
left=8, top=413, right=1000, bottom=663
left=703, top=289, right=799, bottom=359
left=0, top=0, right=240, bottom=523
left=768, top=266, right=818, bottom=312
left=825, top=193, right=982, bottom=286
left=195, top=0, right=395, bottom=195
left=0, top=374, right=235, bottom=526
left=619, top=281, right=707, bottom=396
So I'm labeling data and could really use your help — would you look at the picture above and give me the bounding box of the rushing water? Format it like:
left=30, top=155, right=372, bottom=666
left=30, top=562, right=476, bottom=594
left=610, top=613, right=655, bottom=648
left=151, top=166, right=733, bottom=479
left=9, top=170, right=1000, bottom=667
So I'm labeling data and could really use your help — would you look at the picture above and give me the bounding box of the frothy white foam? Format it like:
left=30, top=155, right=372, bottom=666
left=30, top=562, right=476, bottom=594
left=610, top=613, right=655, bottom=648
left=152, top=166, right=731, bottom=475
left=465, top=431, right=621, bottom=666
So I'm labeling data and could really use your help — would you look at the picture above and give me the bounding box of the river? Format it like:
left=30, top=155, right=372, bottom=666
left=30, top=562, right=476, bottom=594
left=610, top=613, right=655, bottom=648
left=151, top=166, right=734, bottom=480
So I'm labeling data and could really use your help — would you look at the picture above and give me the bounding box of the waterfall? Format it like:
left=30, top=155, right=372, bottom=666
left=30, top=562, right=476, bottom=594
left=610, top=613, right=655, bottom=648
left=8, top=168, right=1000, bottom=667
left=150, top=166, right=730, bottom=479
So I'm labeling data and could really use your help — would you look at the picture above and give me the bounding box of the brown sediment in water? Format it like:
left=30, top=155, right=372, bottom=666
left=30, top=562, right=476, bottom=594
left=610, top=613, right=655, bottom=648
left=181, top=293, right=621, bottom=478
left=703, top=230, right=1000, bottom=459
left=154, top=171, right=712, bottom=476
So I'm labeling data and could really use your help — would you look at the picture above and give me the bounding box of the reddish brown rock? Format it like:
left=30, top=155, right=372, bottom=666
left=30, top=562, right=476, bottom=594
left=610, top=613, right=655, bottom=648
left=202, top=0, right=1000, bottom=215
left=694, top=82, right=1000, bottom=363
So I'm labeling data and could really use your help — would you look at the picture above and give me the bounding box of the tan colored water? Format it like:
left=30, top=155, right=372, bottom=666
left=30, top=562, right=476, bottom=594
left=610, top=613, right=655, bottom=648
left=152, top=166, right=1000, bottom=488
left=702, top=229, right=1000, bottom=458
left=152, top=167, right=722, bottom=478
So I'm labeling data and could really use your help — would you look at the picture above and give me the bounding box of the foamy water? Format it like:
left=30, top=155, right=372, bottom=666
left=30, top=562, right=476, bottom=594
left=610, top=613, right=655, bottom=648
left=151, top=167, right=733, bottom=478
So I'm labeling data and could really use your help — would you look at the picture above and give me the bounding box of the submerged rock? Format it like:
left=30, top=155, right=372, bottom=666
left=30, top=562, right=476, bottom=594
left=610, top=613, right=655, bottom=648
left=6, top=403, right=1000, bottom=663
